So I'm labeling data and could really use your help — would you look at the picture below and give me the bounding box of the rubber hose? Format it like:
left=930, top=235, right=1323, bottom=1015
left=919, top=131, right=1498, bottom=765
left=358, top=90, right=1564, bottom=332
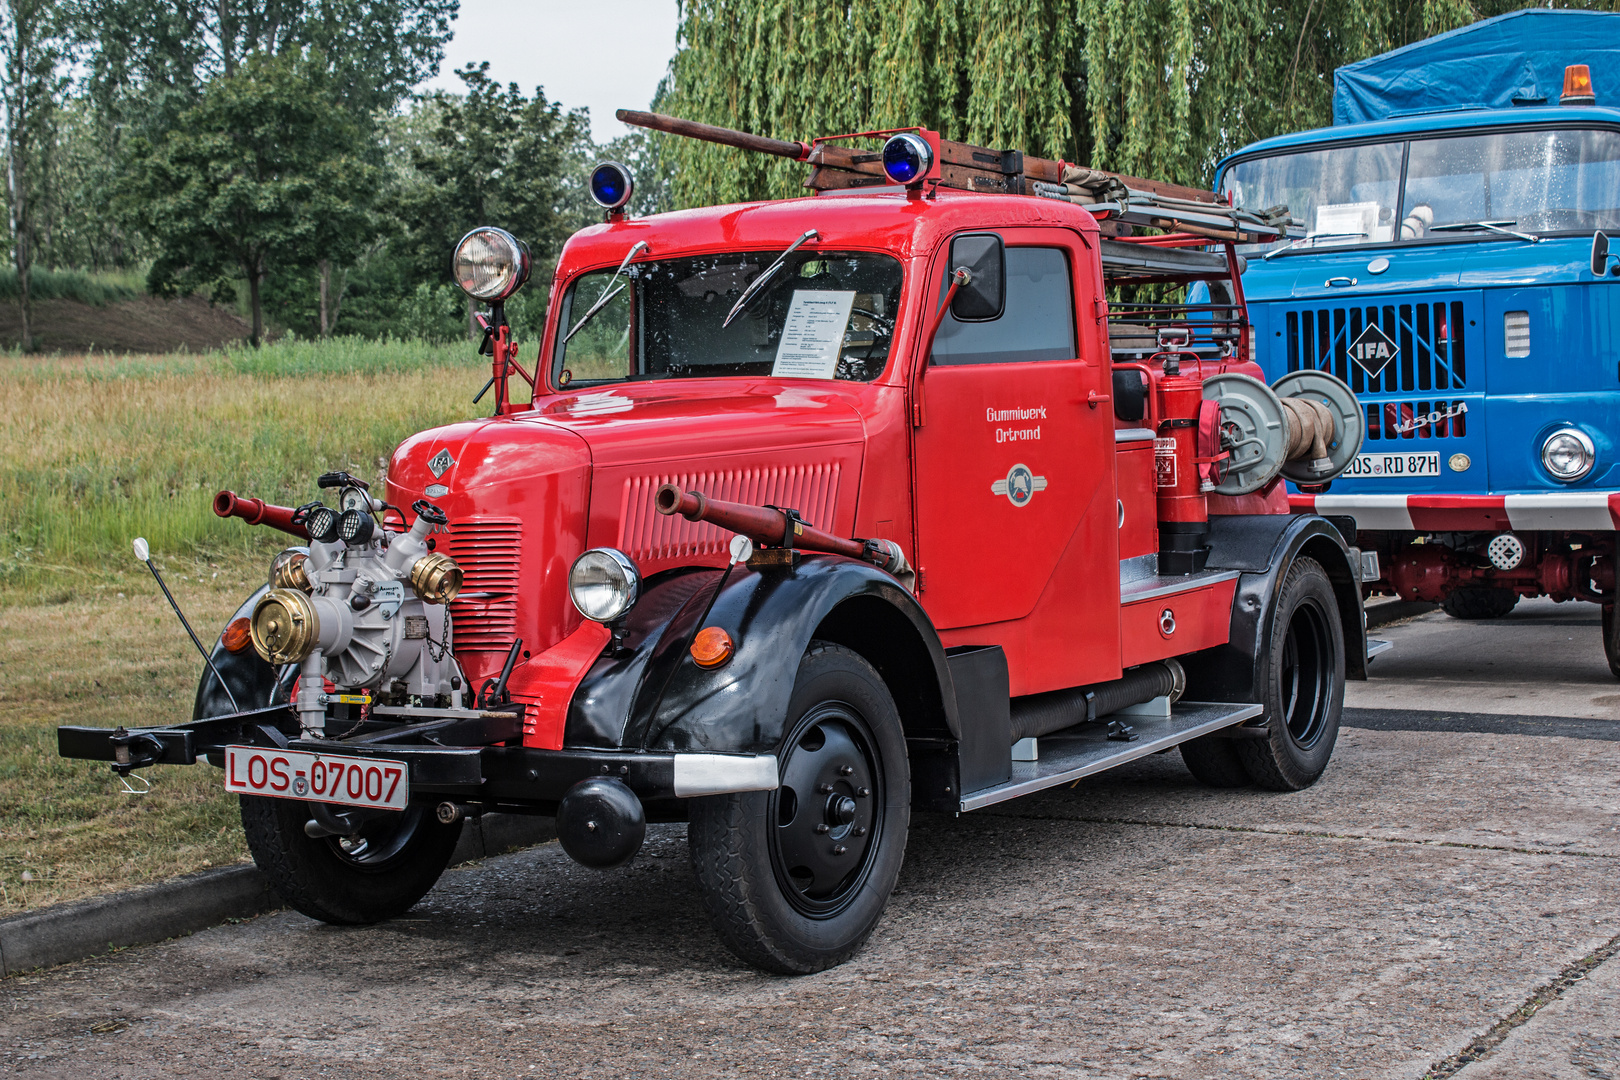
left=1280, top=396, right=1335, bottom=474
left=1009, top=660, right=1183, bottom=743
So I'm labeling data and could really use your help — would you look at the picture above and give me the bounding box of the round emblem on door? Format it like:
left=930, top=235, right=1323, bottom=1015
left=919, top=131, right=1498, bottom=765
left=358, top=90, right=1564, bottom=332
left=991, top=464, right=1049, bottom=507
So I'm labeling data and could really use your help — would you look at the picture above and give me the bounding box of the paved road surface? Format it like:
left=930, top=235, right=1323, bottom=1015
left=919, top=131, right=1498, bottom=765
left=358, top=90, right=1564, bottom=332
left=2, top=599, right=1616, bottom=1079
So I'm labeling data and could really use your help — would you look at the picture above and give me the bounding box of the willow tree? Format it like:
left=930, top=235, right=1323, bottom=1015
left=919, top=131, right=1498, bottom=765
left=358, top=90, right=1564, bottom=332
left=659, top=0, right=1616, bottom=208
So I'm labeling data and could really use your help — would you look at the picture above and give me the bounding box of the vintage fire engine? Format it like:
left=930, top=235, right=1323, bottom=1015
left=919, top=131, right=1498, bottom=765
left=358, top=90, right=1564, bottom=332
left=60, top=114, right=1378, bottom=974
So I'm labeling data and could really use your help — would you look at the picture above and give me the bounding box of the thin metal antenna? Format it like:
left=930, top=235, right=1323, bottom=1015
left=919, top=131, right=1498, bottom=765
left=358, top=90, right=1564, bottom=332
left=132, top=538, right=241, bottom=714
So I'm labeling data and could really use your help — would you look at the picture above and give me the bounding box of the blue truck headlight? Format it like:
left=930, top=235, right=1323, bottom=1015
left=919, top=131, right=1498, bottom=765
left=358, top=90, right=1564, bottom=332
left=569, top=548, right=641, bottom=622
left=1541, top=428, right=1595, bottom=482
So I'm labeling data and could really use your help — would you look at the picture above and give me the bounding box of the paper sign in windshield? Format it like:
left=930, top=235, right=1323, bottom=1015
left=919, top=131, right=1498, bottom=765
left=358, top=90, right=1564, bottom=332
left=771, top=290, right=856, bottom=379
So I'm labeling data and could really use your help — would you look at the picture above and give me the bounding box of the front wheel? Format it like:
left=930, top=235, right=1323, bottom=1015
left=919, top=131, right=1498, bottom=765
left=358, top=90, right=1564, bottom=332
left=1238, top=556, right=1346, bottom=791
left=688, top=642, right=910, bottom=974
left=241, top=796, right=462, bottom=924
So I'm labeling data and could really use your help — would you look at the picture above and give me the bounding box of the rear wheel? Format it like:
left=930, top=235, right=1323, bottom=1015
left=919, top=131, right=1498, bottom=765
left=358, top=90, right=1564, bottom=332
left=1442, top=587, right=1519, bottom=620
left=1238, top=557, right=1345, bottom=791
left=688, top=642, right=909, bottom=974
left=241, top=796, right=461, bottom=924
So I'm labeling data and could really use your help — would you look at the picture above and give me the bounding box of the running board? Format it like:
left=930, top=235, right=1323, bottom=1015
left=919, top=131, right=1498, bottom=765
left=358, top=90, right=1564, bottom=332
left=1367, top=638, right=1393, bottom=660
left=958, top=700, right=1263, bottom=813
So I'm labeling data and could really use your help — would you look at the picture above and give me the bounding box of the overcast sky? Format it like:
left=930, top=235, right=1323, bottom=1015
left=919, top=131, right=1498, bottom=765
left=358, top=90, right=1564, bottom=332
left=419, top=0, right=682, bottom=143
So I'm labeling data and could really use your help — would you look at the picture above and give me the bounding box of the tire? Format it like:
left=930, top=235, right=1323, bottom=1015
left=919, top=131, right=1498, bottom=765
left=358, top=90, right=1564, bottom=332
left=1179, top=734, right=1250, bottom=787
left=1237, top=557, right=1345, bottom=791
left=1604, top=604, right=1620, bottom=681
left=1442, top=587, right=1519, bottom=620
left=688, top=642, right=909, bottom=974
left=240, top=795, right=462, bottom=925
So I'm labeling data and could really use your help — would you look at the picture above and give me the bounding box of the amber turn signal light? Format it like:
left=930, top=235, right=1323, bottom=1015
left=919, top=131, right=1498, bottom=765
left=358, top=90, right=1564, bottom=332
left=690, top=626, right=734, bottom=668
left=222, top=617, right=253, bottom=654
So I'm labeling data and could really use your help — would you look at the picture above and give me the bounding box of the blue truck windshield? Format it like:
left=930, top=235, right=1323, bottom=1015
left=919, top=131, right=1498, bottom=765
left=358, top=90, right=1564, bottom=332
left=1223, top=127, right=1620, bottom=244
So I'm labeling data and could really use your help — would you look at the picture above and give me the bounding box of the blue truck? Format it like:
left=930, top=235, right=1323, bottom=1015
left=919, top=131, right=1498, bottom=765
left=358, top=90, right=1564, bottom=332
left=1215, top=9, right=1620, bottom=676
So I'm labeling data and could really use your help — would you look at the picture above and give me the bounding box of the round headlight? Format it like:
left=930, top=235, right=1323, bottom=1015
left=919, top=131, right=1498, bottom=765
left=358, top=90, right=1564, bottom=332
left=569, top=548, right=641, bottom=623
left=1541, top=427, right=1595, bottom=482
left=452, top=226, right=531, bottom=302
left=881, top=133, right=933, bottom=186
left=589, top=161, right=635, bottom=210
left=305, top=505, right=340, bottom=545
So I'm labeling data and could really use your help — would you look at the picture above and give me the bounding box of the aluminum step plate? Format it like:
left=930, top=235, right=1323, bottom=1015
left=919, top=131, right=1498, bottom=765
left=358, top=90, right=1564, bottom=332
left=1367, top=638, right=1393, bottom=659
left=959, top=700, right=1263, bottom=812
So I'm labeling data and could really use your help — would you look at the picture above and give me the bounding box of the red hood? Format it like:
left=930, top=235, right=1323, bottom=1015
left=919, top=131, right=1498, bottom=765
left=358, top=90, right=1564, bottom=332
left=388, top=378, right=867, bottom=670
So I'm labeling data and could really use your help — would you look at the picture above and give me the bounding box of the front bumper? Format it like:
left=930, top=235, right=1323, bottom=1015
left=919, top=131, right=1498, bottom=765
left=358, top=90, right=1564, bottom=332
left=1290, top=491, right=1620, bottom=532
left=57, top=707, right=778, bottom=808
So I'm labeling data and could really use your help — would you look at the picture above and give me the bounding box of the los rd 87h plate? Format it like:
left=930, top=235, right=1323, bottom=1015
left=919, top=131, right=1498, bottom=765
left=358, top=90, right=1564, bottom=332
left=224, top=746, right=408, bottom=811
left=1344, top=451, right=1440, bottom=479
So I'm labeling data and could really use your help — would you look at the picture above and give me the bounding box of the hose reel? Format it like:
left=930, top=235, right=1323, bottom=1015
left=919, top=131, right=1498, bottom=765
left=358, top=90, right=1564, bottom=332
left=1203, top=370, right=1364, bottom=495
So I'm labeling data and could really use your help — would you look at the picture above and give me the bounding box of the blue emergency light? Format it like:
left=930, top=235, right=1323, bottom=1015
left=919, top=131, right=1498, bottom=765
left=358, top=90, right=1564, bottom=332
left=590, top=162, right=635, bottom=210
left=881, top=133, right=932, bottom=186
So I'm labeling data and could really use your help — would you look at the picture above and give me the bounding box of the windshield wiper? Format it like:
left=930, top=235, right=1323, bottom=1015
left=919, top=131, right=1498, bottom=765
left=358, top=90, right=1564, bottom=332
left=564, top=240, right=649, bottom=343
left=722, top=229, right=818, bottom=328
left=1430, top=220, right=1539, bottom=243
left=1262, top=232, right=1366, bottom=260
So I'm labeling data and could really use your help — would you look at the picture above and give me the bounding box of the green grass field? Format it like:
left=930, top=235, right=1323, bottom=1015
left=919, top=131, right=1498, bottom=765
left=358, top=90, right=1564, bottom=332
left=0, top=337, right=492, bottom=914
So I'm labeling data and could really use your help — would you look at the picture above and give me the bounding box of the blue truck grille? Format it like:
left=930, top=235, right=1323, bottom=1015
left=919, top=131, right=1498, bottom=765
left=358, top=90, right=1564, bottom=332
left=1364, top=399, right=1467, bottom=442
left=1284, top=300, right=1468, bottom=393
left=1282, top=298, right=1474, bottom=442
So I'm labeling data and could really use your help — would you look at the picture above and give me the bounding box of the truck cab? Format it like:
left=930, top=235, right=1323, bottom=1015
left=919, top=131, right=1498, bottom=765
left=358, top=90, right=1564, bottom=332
left=1216, top=9, right=1620, bottom=672
left=62, top=124, right=1373, bottom=975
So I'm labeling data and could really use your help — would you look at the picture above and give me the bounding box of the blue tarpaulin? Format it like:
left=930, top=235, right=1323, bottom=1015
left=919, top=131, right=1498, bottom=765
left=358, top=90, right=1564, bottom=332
left=1333, top=9, right=1620, bottom=125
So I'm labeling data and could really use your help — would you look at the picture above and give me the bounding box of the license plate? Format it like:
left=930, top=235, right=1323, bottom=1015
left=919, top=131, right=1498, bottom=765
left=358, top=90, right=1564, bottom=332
left=224, top=746, right=408, bottom=810
left=1343, top=452, right=1441, bottom=479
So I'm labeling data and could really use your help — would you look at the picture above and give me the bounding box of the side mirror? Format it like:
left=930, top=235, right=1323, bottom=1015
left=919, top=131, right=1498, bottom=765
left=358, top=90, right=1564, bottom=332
left=948, top=234, right=1004, bottom=321
left=1593, top=230, right=1613, bottom=277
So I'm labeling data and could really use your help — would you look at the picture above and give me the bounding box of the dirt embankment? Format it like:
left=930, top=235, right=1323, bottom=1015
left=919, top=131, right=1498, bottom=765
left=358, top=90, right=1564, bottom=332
left=0, top=295, right=250, bottom=353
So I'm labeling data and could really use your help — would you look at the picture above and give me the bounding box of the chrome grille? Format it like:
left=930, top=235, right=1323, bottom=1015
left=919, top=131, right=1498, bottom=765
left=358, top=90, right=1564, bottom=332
left=617, top=464, right=841, bottom=563
left=441, top=518, right=521, bottom=651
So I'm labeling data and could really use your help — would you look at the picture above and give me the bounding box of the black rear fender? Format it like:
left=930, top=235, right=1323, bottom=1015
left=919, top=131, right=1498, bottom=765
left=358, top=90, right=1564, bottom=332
left=565, top=556, right=955, bottom=755
left=1182, top=513, right=1367, bottom=702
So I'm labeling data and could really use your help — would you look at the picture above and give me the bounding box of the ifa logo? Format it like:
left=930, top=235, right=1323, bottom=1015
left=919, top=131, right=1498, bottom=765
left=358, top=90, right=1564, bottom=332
left=991, top=464, right=1048, bottom=507
left=1347, top=323, right=1400, bottom=378
left=428, top=448, right=456, bottom=478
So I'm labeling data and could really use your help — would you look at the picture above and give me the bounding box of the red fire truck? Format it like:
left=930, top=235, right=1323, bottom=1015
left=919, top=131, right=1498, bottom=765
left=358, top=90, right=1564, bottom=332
left=60, top=116, right=1376, bottom=974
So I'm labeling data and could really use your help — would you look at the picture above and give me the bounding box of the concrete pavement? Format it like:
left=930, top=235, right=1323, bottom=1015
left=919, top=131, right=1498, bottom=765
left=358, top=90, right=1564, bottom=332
left=1, top=597, right=1616, bottom=1079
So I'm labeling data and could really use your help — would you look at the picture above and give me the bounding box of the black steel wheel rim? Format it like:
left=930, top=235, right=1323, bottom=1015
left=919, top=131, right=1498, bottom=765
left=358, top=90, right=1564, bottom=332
left=321, top=804, right=426, bottom=872
left=768, top=702, right=885, bottom=919
left=1280, top=596, right=1333, bottom=748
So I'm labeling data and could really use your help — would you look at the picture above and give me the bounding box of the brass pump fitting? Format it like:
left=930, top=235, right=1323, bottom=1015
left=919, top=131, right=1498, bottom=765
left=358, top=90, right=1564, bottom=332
left=409, top=552, right=464, bottom=606
left=268, top=549, right=312, bottom=592
left=250, top=588, right=321, bottom=664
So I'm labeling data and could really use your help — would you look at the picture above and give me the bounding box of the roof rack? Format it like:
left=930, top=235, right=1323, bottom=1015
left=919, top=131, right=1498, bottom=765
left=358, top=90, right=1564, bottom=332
left=617, top=110, right=1292, bottom=246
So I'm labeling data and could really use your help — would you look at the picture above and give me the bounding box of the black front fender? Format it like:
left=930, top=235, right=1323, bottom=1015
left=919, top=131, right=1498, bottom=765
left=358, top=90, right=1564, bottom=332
left=566, top=556, right=953, bottom=756
left=193, top=584, right=294, bottom=720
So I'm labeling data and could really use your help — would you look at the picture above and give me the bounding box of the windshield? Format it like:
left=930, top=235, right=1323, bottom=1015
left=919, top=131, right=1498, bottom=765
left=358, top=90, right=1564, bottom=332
left=1222, top=127, right=1620, bottom=246
left=551, top=250, right=904, bottom=386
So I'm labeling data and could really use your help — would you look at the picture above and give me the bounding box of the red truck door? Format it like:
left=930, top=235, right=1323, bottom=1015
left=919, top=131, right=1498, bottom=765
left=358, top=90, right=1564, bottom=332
left=912, top=227, right=1121, bottom=693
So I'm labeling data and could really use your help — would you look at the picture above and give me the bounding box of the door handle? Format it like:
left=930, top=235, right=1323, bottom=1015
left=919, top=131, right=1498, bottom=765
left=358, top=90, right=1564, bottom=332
left=1325, top=276, right=1358, bottom=287
left=1087, top=391, right=1111, bottom=409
